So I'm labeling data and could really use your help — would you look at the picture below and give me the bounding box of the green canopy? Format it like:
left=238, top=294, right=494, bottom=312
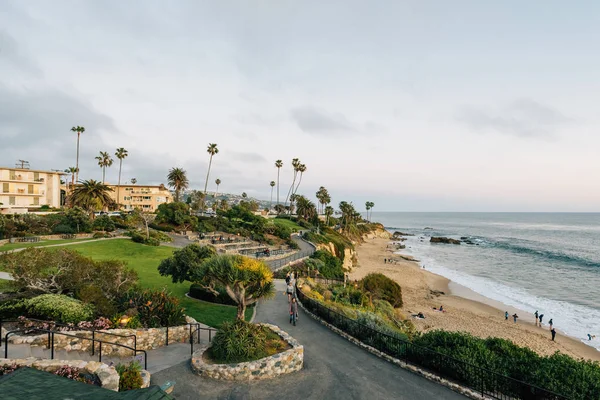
left=0, top=367, right=172, bottom=400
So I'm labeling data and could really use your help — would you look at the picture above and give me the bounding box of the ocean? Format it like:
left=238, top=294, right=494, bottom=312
left=370, top=212, right=600, bottom=351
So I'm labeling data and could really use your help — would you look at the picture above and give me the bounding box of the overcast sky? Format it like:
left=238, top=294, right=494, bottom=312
left=1, top=1, right=599, bottom=212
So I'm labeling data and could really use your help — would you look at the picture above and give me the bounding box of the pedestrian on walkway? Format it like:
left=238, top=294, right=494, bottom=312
left=286, top=282, right=294, bottom=303
left=290, top=297, right=298, bottom=326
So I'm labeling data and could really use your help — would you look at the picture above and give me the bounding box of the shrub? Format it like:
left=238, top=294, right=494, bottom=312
left=92, top=232, right=110, bottom=239
left=0, top=298, right=29, bottom=319
left=0, top=363, right=19, bottom=376
left=131, top=232, right=160, bottom=246
left=148, top=222, right=174, bottom=232
left=148, top=229, right=172, bottom=242
left=209, top=320, right=268, bottom=363
left=360, top=273, right=403, bottom=308
left=92, top=215, right=115, bottom=232
left=25, top=294, right=94, bottom=323
left=77, top=285, right=117, bottom=317
left=118, top=289, right=185, bottom=328
left=310, top=250, right=344, bottom=279
left=115, top=361, right=143, bottom=391
left=52, top=224, right=76, bottom=234
left=331, top=285, right=368, bottom=307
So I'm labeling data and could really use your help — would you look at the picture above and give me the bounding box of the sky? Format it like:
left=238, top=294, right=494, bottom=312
left=1, top=1, right=599, bottom=212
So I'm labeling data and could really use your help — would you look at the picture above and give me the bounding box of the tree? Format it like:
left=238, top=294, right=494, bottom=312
left=215, top=178, right=221, bottom=197
left=241, top=192, right=247, bottom=198
left=365, top=201, right=375, bottom=221
left=269, top=181, right=275, bottom=208
left=324, top=205, right=334, bottom=225
left=203, top=143, right=219, bottom=210
left=158, top=244, right=217, bottom=283
left=65, top=167, right=78, bottom=194
left=275, top=160, right=283, bottom=205
left=191, top=255, right=275, bottom=319
left=167, top=167, right=189, bottom=202
left=71, top=126, right=85, bottom=183
left=156, top=202, right=197, bottom=231
left=295, top=195, right=317, bottom=221
left=69, top=180, right=114, bottom=218
left=219, top=198, right=229, bottom=211
left=188, top=190, right=206, bottom=212
left=284, top=158, right=300, bottom=210
left=130, top=178, right=137, bottom=185
left=115, top=148, right=129, bottom=208
left=95, top=151, right=113, bottom=183
left=132, top=208, right=153, bottom=239
left=292, top=163, right=307, bottom=199
left=316, top=186, right=331, bottom=214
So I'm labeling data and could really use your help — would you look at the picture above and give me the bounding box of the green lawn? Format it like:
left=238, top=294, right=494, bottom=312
left=64, top=239, right=251, bottom=327
left=0, top=238, right=95, bottom=253
left=0, top=278, right=15, bottom=293
left=272, top=218, right=306, bottom=232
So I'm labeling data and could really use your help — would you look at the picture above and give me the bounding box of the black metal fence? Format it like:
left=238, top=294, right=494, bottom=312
left=267, top=250, right=313, bottom=270
left=189, top=324, right=218, bottom=356
left=296, top=287, right=568, bottom=400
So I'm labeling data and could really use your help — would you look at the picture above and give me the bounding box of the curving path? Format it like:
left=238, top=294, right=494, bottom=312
left=150, top=280, right=465, bottom=399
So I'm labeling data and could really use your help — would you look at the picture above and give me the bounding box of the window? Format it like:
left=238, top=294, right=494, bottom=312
left=33, top=198, right=39, bottom=206
left=9, top=196, right=15, bottom=205
left=28, top=185, right=34, bottom=194
left=2, top=183, right=8, bottom=193
left=125, top=187, right=133, bottom=191
left=34, top=172, right=40, bottom=181
left=124, top=196, right=131, bottom=201
left=9, top=170, right=16, bottom=180
left=143, top=196, right=151, bottom=200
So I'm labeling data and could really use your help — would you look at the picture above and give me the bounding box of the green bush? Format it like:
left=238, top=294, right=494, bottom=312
left=310, top=250, right=344, bottom=279
left=330, top=285, right=368, bottom=307
left=148, top=222, right=174, bottom=232
left=0, top=298, right=29, bottom=319
left=148, top=229, right=172, bottom=242
left=360, top=273, right=403, bottom=308
left=92, top=215, right=115, bottom=232
left=25, top=294, right=94, bottom=323
left=115, top=361, right=143, bottom=391
left=118, top=289, right=185, bottom=328
left=209, top=320, right=268, bottom=363
left=131, top=232, right=160, bottom=246
left=77, top=285, right=117, bottom=317
left=52, top=224, right=76, bottom=234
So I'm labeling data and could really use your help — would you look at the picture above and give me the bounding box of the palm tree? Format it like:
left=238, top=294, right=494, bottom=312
left=204, top=143, right=219, bottom=195
left=269, top=181, right=276, bottom=208
left=284, top=158, right=300, bottom=209
left=65, top=167, right=78, bottom=192
left=325, top=205, right=334, bottom=225
left=115, top=148, right=128, bottom=209
left=242, top=192, right=247, bottom=199
left=275, top=160, right=283, bottom=205
left=295, top=195, right=317, bottom=221
left=316, top=186, right=331, bottom=215
left=215, top=178, right=221, bottom=198
left=130, top=178, right=137, bottom=185
left=69, top=179, right=114, bottom=218
left=292, top=163, right=307, bottom=197
left=167, top=167, right=189, bottom=202
left=95, top=151, right=113, bottom=183
left=365, top=201, right=372, bottom=221
left=366, top=201, right=375, bottom=221
left=71, top=126, right=85, bottom=183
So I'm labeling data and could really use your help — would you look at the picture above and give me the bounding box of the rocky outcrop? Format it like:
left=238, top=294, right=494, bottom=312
left=191, top=324, right=303, bottom=381
left=430, top=237, right=461, bottom=245
left=392, top=231, right=414, bottom=237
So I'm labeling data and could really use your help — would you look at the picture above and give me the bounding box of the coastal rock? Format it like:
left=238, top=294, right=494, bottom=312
left=430, top=237, right=461, bottom=245
left=424, top=227, right=434, bottom=230
left=392, top=231, right=414, bottom=237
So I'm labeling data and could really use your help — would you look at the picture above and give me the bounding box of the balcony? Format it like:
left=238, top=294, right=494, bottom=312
left=3, top=175, right=45, bottom=184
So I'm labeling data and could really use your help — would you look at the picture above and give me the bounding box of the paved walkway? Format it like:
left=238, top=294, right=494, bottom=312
left=151, top=280, right=465, bottom=399
left=264, top=234, right=315, bottom=271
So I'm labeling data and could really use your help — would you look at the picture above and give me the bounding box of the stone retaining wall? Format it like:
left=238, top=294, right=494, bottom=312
left=295, top=297, right=485, bottom=400
left=0, top=357, right=121, bottom=391
left=191, top=324, right=303, bottom=381
left=8, top=316, right=198, bottom=356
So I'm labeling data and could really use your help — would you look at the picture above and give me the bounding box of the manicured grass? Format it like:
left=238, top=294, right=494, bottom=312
left=65, top=239, right=252, bottom=327
left=272, top=218, right=306, bottom=232
left=0, top=238, right=95, bottom=253
left=0, top=278, right=16, bottom=293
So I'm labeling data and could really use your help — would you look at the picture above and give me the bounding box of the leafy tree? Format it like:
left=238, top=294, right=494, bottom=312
left=275, top=159, right=283, bottom=205
left=158, top=244, right=217, bottom=283
left=219, top=198, right=229, bottom=211
left=69, top=180, right=114, bottom=218
left=95, top=151, right=113, bottom=183
left=310, top=250, right=344, bottom=279
left=115, top=147, right=129, bottom=206
left=62, top=206, right=92, bottom=233
left=92, top=214, right=115, bottom=232
left=70, top=125, right=85, bottom=182
left=167, top=167, right=189, bottom=202
left=361, top=273, right=403, bottom=307
left=188, top=190, right=206, bottom=212
left=191, top=255, right=275, bottom=319
left=155, top=202, right=197, bottom=230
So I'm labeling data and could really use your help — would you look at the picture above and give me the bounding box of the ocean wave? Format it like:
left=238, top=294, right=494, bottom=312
left=490, top=240, right=600, bottom=269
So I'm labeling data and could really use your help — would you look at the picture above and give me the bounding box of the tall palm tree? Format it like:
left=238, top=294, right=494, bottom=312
left=69, top=179, right=114, bottom=218
left=215, top=178, right=221, bottom=198
left=204, top=143, right=219, bottom=195
left=365, top=201, right=372, bottom=221
left=65, top=167, right=78, bottom=192
left=325, top=205, right=334, bottom=225
left=167, top=167, right=189, bottom=202
left=71, top=126, right=85, bottom=182
left=284, top=158, right=300, bottom=209
left=293, top=163, right=307, bottom=197
left=95, top=151, right=113, bottom=183
left=275, top=160, right=283, bottom=205
left=130, top=178, right=137, bottom=185
left=269, top=181, right=276, bottom=208
left=114, top=148, right=128, bottom=209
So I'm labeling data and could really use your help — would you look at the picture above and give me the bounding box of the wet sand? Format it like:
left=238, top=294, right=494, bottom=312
left=350, top=237, right=600, bottom=362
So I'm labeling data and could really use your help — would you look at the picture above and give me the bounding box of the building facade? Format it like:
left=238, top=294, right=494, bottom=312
left=107, top=184, right=172, bottom=212
left=0, top=167, right=64, bottom=214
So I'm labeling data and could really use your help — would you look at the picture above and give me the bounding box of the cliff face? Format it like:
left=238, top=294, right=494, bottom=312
left=362, top=227, right=391, bottom=241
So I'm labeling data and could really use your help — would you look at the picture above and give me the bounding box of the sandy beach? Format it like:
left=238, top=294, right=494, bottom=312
left=350, top=237, right=600, bottom=362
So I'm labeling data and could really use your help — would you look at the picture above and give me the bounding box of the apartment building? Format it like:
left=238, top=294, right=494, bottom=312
left=107, top=184, right=172, bottom=212
left=0, top=167, right=64, bottom=214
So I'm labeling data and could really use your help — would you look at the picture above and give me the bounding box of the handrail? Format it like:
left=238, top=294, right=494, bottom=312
left=4, top=328, right=147, bottom=370
left=188, top=323, right=218, bottom=356
left=296, top=284, right=568, bottom=400
left=0, top=318, right=137, bottom=353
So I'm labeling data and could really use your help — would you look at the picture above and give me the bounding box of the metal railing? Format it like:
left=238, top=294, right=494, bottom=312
left=188, top=324, right=218, bottom=356
left=4, top=328, right=147, bottom=370
left=267, top=250, right=313, bottom=270
left=296, top=287, right=569, bottom=400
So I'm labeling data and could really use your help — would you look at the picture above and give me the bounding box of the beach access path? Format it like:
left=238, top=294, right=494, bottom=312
left=151, top=279, right=465, bottom=399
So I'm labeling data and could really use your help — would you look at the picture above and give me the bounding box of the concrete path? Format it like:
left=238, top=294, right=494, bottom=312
left=150, top=280, right=465, bottom=399
left=264, top=234, right=315, bottom=271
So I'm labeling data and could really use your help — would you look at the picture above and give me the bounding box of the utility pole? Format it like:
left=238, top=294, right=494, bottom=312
left=15, top=160, right=30, bottom=169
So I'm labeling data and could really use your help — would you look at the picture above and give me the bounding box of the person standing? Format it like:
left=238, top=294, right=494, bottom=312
left=551, top=328, right=556, bottom=341
left=513, top=313, right=519, bottom=323
left=539, top=314, right=544, bottom=325
left=534, top=311, right=539, bottom=326
left=289, top=297, right=298, bottom=326
left=548, top=319, right=553, bottom=330
left=505, top=311, right=509, bottom=321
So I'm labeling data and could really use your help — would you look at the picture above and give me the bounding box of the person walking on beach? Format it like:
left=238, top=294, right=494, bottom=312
left=534, top=311, right=539, bottom=326
left=513, top=313, right=519, bottom=323
left=289, top=297, right=298, bottom=326
left=505, top=311, right=509, bottom=321
left=551, top=328, right=556, bottom=341
left=539, top=314, right=544, bottom=325
left=548, top=319, right=553, bottom=330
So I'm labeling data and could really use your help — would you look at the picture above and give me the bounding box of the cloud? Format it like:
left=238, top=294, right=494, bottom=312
left=457, top=99, right=571, bottom=138
left=290, top=106, right=356, bottom=135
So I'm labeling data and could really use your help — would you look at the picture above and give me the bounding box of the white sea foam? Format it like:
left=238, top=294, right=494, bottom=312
left=400, top=236, right=600, bottom=352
